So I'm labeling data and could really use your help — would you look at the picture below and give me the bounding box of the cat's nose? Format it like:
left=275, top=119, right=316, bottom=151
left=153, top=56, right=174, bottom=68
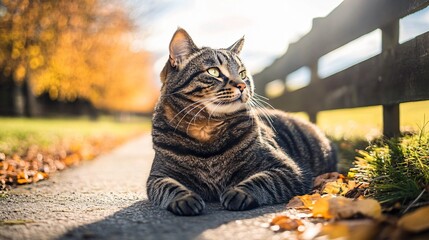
left=236, top=83, right=246, bottom=92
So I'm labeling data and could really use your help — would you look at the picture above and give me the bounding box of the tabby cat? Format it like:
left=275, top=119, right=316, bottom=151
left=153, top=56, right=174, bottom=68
left=147, top=28, right=337, bottom=216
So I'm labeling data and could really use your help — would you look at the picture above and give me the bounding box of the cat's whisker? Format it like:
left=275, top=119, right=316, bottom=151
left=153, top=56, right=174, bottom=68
left=253, top=92, right=270, bottom=101
left=174, top=98, right=215, bottom=131
left=248, top=98, right=277, bottom=133
left=208, top=100, right=222, bottom=123
left=247, top=101, right=265, bottom=129
left=186, top=99, right=216, bottom=134
left=190, top=99, right=216, bottom=125
left=250, top=96, right=275, bottom=119
left=170, top=98, right=209, bottom=124
left=252, top=96, right=276, bottom=110
left=247, top=103, right=256, bottom=128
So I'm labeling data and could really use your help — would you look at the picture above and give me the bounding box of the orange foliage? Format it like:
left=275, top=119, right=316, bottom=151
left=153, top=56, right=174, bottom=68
left=0, top=0, right=158, bottom=112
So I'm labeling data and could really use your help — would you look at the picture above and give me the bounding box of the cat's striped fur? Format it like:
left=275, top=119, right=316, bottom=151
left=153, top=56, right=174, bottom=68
left=147, top=28, right=337, bottom=216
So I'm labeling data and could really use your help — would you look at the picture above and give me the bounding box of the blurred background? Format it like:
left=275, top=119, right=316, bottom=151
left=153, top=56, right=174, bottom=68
left=0, top=0, right=348, bottom=117
left=1, top=0, right=429, bottom=189
left=0, top=0, right=428, bottom=138
left=2, top=0, right=427, bottom=119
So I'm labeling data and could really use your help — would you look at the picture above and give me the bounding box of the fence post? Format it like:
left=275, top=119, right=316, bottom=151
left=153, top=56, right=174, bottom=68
left=307, top=62, right=319, bottom=124
left=381, top=19, right=400, bottom=138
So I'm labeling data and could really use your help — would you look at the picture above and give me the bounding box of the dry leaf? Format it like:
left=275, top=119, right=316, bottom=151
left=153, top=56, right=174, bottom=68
left=398, top=205, right=429, bottom=233
left=313, top=172, right=342, bottom=192
left=319, top=222, right=350, bottom=239
left=270, top=215, right=304, bottom=231
left=322, top=181, right=344, bottom=195
left=321, top=178, right=358, bottom=196
left=312, top=195, right=335, bottom=219
left=318, top=219, right=379, bottom=240
left=286, top=196, right=306, bottom=209
left=297, top=193, right=321, bottom=209
left=327, top=197, right=382, bottom=219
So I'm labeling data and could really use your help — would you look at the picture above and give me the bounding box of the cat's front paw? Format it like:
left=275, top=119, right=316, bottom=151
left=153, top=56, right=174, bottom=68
left=221, top=188, right=259, bottom=211
left=167, top=193, right=205, bottom=216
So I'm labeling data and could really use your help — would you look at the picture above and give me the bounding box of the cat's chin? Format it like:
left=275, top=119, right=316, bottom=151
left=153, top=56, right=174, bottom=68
left=204, top=101, right=247, bottom=116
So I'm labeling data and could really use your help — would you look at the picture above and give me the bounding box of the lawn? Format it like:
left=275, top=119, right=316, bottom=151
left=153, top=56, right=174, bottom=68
left=318, top=100, right=429, bottom=140
left=0, top=116, right=151, bottom=155
left=289, top=100, right=429, bottom=173
left=0, top=116, right=151, bottom=190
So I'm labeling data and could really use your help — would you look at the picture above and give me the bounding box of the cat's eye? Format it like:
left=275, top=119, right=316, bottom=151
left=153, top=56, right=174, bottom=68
left=239, top=70, right=247, bottom=80
left=207, top=67, right=220, bottom=77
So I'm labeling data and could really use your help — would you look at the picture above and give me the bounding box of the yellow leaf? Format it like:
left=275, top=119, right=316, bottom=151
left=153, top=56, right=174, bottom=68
left=318, top=220, right=378, bottom=240
left=398, top=205, right=429, bottom=233
left=320, top=222, right=349, bottom=239
left=297, top=193, right=321, bottom=209
left=270, top=215, right=304, bottom=231
left=328, top=197, right=382, bottom=219
left=17, top=178, right=29, bottom=184
left=313, top=195, right=334, bottom=219
left=347, top=180, right=356, bottom=190
left=322, top=181, right=342, bottom=195
left=286, top=196, right=305, bottom=208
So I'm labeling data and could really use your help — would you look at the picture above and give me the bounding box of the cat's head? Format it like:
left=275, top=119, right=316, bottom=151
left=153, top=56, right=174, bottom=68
left=160, top=28, right=254, bottom=118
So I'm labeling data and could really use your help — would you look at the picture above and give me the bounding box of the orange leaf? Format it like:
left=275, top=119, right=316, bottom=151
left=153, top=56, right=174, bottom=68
left=312, top=195, right=334, bottom=219
left=286, top=196, right=306, bottom=209
left=17, top=178, right=29, bottom=184
left=270, top=215, right=304, bottom=231
left=297, top=193, right=321, bottom=209
left=398, top=205, right=429, bottom=232
left=323, top=197, right=382, bottom=220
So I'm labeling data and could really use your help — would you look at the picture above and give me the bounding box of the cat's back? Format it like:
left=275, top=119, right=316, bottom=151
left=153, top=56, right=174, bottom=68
left=258, top=109, right=337, bottom=177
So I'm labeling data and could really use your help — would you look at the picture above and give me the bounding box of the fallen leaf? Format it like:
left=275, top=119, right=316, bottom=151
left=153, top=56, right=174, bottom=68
left=286, top=196, right=306, bottom=209
left=318, top=219, right=380, bottom=240
left=328, top=197, right=382, bottom=219
left=297, top=193, right=321, bottom=209
left=270, top=215, right=304, bottom=231
left=319, top=222, right=350, bottom=239
left=312, top=195, right=335, bottom=219
left=398, top=205, right=429, bottom=232
left=313, top=172, right=342, bottom=191
left=16, top=171, right=29, bottom=184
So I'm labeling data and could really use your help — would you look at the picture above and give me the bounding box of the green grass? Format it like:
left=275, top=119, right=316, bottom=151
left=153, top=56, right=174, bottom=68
left=316, top=100, right=429, bottom=140
left=311, top=101, right=429, bottom=210
left=288, top=101, right=429, bottom=173
left=350, top=127, right=429, bottom=210
left=0, top=116, right=151, bottom=155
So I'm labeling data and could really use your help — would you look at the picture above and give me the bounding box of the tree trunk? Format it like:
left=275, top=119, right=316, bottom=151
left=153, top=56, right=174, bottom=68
left=0, top=75, right=21, bottom=116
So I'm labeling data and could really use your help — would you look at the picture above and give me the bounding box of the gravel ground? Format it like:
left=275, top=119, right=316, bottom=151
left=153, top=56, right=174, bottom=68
left=0, top=135, right=285, bottom=240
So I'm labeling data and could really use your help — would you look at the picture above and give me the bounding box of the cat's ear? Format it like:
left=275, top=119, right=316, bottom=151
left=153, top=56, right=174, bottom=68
left=169, top=28, right=198, bottom=68
left=227, top=36, right=245, bottom=55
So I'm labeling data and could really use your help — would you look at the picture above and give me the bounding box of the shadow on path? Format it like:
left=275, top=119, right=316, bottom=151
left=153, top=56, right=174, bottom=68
left=59, top=200, right=284, bottom=240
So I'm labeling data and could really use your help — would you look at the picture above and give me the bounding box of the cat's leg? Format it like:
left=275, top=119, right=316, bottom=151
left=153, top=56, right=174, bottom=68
left=221, top=169, right=307, bottom=211
left=147, top=176, right=205, bottom=216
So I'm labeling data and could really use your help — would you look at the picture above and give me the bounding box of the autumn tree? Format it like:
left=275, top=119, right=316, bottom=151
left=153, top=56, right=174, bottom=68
left=0, top=0, right=158, bottom=116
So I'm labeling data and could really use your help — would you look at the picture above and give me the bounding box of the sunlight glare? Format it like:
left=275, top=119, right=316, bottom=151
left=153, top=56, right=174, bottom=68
left=399, top=5, right=429, bottom=44
left=318, top=29, right=381, bottom=78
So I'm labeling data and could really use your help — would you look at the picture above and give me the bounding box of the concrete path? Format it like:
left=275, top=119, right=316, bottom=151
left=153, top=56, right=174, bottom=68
left=0, top=135, right=285, bottom=240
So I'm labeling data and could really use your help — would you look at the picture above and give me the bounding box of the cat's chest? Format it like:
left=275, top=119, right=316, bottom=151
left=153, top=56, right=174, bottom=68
left=187, top=121, right=224, bottom=142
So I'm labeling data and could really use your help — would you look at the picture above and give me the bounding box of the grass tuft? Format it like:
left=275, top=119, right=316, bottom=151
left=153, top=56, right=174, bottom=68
left=349, top=122, right=429, bottom=210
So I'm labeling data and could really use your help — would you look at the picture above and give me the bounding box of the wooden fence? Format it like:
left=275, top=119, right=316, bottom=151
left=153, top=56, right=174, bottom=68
left=254, top=0, right=429, bottom=137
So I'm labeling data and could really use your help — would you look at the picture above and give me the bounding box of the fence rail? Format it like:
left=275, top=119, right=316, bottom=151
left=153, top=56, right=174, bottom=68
left=254, top=0, right=429, bottom=137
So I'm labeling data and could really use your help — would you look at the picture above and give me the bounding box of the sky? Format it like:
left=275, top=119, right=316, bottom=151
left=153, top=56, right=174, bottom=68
left=127, top=0, right=343, bottom=75
left=126, top=0, right=429, bottom=88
